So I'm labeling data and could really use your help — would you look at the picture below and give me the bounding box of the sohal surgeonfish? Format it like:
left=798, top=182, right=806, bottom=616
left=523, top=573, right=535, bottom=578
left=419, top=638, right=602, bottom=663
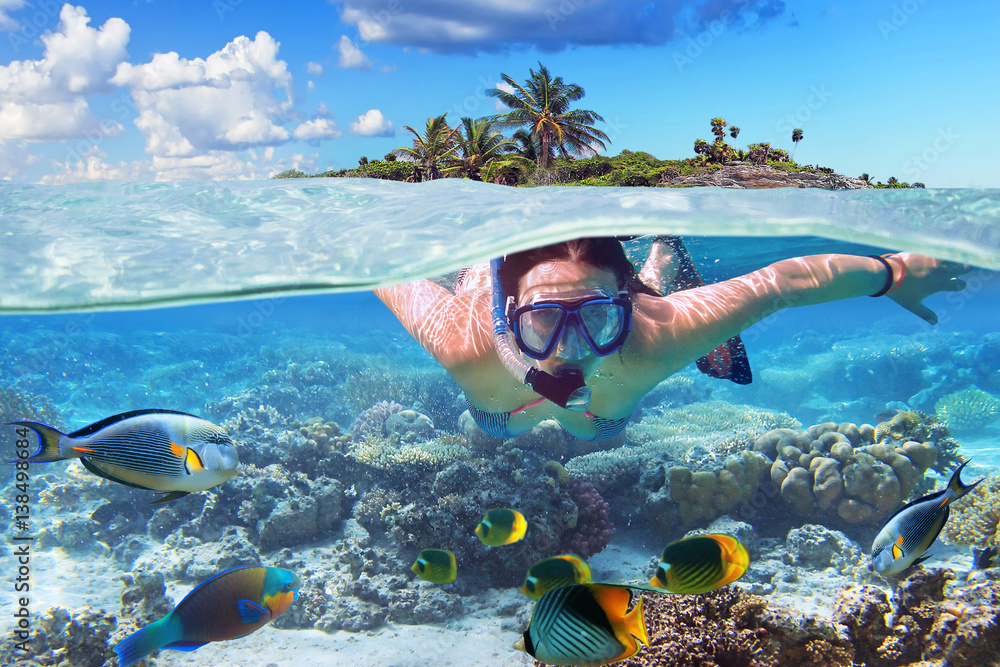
left=871, top=460, right=983, bottom=576
left=411, top=549, right=457, bottom=584
left=520, top=554, right=592, bottom=599
left=113, top=565, right=301, bottom=666
left=649, top=533, right=749, bottom=594
left=475, top=508, right=527, bottom=546
left=8, top=409, right=240, bottom=503
left=516, top=583, right=649, bottom=667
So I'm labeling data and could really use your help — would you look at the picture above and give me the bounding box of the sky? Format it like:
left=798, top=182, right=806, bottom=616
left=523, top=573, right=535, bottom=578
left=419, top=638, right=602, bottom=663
left=0, top=0, right=997, bottom=186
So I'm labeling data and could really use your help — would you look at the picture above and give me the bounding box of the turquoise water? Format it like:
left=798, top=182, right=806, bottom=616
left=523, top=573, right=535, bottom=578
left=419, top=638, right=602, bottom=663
left=1, top=181, right=999, bottom=666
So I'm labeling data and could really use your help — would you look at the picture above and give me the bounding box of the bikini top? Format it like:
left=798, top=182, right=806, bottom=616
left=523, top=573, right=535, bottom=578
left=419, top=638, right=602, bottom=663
left=465, top=397, right=629, bottom=442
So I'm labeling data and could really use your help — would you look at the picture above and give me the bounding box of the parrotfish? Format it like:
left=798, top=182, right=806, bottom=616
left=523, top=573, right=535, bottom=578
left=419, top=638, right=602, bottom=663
left=8, top=409, right=240, bottom=503
left=114, top=565, right=301, bottom=667
left=648, top=533, right=750, bottom=594
left=475, top=508, right=527, bottom=546
left=870, top=460, right=982, bottom=576
left=520, top=554, right=592, bottom=599
left=515, top=583, right=649, bottom=666
left=411, top=548, right=457, bottom=584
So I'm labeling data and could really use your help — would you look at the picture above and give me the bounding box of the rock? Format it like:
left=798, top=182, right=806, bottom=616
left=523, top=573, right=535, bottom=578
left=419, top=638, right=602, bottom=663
left=258, top=495, right=319, bottom=551
left=662, top=164, right=873, bottom=189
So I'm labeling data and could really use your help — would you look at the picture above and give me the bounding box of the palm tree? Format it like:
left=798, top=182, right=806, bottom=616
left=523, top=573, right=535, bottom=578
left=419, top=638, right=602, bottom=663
left=887, top=176, right=899, bottom=185
left=791, top=128, right=803, bottom=159
left=710, top=117, right=728, bottom=143
left=448, top=117, right=517, bottom=181
left=859, top=173, right=873, bottom=185
left=392, top=114, right=459, bottom=181
left=487, top=62, right=610, bottom=169
left=729, top=126, right=740, bottom=150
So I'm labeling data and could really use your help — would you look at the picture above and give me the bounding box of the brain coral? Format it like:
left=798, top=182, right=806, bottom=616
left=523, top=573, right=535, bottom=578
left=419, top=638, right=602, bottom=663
left=935, top=387, right=1000, bottom=431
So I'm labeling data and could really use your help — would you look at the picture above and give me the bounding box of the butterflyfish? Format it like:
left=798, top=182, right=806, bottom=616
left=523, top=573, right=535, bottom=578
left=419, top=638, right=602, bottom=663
left=648, top=533, right=749, bottom=594
left=475, top=508, right=527, bottom=546
left=113, top=565, right=301, bottom=666
left=411, top=549, right=457, bottom=584
left=7, top=409, right=240, bottom=503
left=520, top=554, right=592, bottom=599
left=870, top=460, right=982, bottom=576
left=515, top=583, right=649, bottom=666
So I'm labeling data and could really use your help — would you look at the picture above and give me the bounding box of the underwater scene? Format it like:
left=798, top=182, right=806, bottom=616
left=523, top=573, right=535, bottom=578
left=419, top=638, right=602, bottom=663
left=2, top=181, right=1000, bottom=667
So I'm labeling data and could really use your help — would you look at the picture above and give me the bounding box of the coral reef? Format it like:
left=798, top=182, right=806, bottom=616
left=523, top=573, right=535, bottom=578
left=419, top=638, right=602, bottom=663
left=935, top=387, right=1000, bottom=431
left=942, top=474, right=1000, bottom=551
left=753, top=415, right=961, bottom=526
left=350, top=400, right=404, bottom=440
left=0, top=606, right=118, bottom=667
left=612, top=588, right=779, bottom=667
left=666, top=450, right=771, bottom=525
left=832, top=568, right=1000, bottom=667
left=562, top=480, right=615, bottom=558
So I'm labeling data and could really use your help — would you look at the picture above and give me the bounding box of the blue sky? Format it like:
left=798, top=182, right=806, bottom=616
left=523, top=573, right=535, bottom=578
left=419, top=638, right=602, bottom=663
left=0, top=0, right=996, bottom=185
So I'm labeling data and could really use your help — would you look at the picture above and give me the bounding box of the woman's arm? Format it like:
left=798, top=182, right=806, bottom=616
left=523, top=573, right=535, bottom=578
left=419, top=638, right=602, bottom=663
left=374, top=280, right=495, bottom=374
left=628, top=253, right=968, bottom=381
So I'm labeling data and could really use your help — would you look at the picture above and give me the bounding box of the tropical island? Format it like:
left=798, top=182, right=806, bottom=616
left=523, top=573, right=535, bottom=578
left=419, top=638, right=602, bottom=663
left=276, top=64, right=924, bottom=190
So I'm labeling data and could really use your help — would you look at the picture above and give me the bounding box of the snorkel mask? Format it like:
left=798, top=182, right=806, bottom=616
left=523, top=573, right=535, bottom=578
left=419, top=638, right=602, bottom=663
left=490, top=257, right=631, bottom=411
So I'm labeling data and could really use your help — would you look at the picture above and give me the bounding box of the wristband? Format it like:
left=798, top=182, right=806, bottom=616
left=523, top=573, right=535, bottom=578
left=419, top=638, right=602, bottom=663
left=884, top=254, right=906, bottom=294
left=868, top=255, right=894, bottom=297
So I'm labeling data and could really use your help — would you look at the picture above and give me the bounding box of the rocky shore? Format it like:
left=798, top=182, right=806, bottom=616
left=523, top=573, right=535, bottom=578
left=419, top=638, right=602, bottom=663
left=662, top=163, right=872, bottom=190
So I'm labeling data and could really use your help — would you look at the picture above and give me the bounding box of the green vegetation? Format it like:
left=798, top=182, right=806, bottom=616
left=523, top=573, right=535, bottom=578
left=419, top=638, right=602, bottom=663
left=277, top=64, right=926, bottom=188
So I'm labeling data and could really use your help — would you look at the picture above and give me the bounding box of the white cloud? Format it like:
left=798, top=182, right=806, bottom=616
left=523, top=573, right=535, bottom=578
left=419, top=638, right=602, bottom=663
left=112, top=31, right=294, bottom=157
left=0, top=0, right=27, bottom=31
left=39, top=148, right=149, bottom=184
left=0, top=5, right=130, bottom=141
left=293, top=118, right=341, bottom=140
left=336, top=35, right=371, bottom=69
left=494, top=81, right=515, bottom=111
left=350, top=108, right=393, bottom=137
left=306, top=61, right=324, bottom=75
left=0, top=139, right=37, bottom=179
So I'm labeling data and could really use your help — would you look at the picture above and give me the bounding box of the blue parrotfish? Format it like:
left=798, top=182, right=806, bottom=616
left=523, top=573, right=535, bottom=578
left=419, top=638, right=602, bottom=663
left=113, top=565, right=301, bottom=666
left=8, top=409, right=240, bottom=503
left=870, top=460, right=983, bottom=576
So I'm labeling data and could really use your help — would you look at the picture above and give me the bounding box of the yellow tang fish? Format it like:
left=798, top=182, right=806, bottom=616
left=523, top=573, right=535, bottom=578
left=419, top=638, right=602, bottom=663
left=649, top=533, right=749, bottom=594
left=515, top=583, right=649, bottom=666
left=411, top=549, right=457, bottom=584
left=475, top=508, right=527, bottom=546
left=519, top=554, right=592, bottom=599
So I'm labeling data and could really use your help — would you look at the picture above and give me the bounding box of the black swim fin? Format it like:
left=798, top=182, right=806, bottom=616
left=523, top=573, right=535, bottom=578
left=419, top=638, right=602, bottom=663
left=653, top=235, right=753, bottom=385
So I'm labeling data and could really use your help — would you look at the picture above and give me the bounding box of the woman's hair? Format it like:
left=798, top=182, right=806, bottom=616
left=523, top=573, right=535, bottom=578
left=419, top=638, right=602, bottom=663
left=497, top=237, right=657, bottom=301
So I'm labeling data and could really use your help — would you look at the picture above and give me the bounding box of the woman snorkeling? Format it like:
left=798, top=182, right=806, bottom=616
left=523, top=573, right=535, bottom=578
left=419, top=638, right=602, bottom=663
left=374, top=237, right=968, bottom=442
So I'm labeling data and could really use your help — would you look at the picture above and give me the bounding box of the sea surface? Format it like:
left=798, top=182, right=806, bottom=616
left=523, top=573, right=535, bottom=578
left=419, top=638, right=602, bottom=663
left=1, top=180, right=999, bottom=666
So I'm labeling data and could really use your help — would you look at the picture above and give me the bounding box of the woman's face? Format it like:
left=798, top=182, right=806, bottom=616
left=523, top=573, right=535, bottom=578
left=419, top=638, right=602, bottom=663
left=517, top=260, right=620, bottom=378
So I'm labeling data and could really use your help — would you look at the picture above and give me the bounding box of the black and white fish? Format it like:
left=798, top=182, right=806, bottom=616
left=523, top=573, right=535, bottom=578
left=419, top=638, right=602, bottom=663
left=8, top=409, right=240, bottom=503
left=870, top=460, right=982, bottom=575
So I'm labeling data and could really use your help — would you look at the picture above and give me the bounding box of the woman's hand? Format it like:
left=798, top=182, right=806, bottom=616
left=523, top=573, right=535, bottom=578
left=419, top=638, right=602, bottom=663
left=885, top=252, right=970, bottom=324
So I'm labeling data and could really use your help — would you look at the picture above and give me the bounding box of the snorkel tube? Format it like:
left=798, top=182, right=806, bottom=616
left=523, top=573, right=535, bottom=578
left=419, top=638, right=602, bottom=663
left=490, top=257, right=592, bottom=411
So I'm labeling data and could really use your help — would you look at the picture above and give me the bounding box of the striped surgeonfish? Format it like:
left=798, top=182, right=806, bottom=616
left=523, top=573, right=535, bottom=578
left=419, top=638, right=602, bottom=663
left=8, top=409, right=240, bottom=503
left=870, top=460, right=982, bottom=576
left=515, top=583, right=648, bottom=666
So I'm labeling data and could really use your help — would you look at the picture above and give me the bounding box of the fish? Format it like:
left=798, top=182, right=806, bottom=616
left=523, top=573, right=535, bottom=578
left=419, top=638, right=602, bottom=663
left=7, top=409, right=240, bottom=503
left=411, top=549, right=457, bottom=584
left=515, top=583, right=649, bottom=666
left=870, top=460, right=983, bottom=576
left=475, top=508, right=527, bottom=546
left=113, top=565, right=301, bottom=667
left=520, top=554, right=592, bottom=599
left=648, top=533, right=749, bottom=594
